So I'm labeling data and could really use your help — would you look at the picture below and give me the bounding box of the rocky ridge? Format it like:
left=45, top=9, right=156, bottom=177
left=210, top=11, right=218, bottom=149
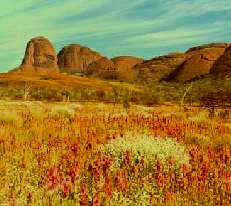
left=14, top=36, right=231, bottom=82
left=171, top=43, right=231, bottom=82
left=133, top=52, right=187, bottom=82
left=111, top=56, right=144, bottom=80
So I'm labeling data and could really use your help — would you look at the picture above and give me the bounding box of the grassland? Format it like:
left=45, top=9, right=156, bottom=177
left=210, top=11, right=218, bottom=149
left=0, top=100, right=230, bottom=205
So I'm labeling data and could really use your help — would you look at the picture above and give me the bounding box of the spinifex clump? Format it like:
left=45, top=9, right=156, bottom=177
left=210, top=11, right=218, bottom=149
left=100, top=132, right=190, bottom=171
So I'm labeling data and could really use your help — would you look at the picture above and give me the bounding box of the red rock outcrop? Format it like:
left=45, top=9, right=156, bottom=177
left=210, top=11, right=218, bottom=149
left=111, top=56, right=144, bottom=69
left=85, top=57, right=117, bottom=79
left=111, top=56, right=144, bottom=80
left=172, top=43, right=231, bottom=82
left=133, top=43, right=231, bottom=83
left=133, top=52, right=187, bottom=82
left=57, top=44, right=103, bottom=72
left=210, top=45, right=231, bottom=78
left=14, top=37, right=231, bottom=82
left=20, top=36, right=59, bottom=72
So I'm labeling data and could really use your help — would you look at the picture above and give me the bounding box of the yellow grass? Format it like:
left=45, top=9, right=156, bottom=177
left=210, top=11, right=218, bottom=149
left=0, top=100, right=230, bottom=205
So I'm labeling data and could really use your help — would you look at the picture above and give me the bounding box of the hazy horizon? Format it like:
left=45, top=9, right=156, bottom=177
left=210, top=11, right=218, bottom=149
left=1, top=0, right=231, bottom=72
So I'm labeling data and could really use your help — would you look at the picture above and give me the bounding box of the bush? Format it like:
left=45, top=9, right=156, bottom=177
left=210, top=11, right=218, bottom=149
left=100, top=132, right=190, bottom=171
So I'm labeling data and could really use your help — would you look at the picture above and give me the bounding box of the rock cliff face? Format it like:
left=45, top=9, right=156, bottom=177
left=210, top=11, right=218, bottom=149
left=134, top=43, right=231, bottom=83
left=85, top=57, right=117, bottom=79
left=84, top=56, right=144, bottom=80
left=111, top=56, right=144, bottom=70
left=171, top=43, right=230, bottom=82
left=133, top=52, right=187, bottom=82
left=57, top=44, right=103, bottom=72
left=111, top=56, right=144, bottom=80
left=210, top=45, right=231, bottom=78
left=20, top=36, right=59, bottom=71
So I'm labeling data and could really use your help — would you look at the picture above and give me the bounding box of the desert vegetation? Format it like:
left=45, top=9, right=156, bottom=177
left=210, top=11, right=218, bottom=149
left=0, top=100, right=231, bottom=205
left=2, top=1, right=231, bottom=204
left=1, top=36, right=231, bottom=205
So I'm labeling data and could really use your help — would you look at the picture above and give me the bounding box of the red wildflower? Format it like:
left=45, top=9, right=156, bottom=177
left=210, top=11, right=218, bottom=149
left=46, top=165, right=60, bottom=190
left=103, top=175, right=113, bottom=199
left=80, top=183, right=88, bottom=206
left=123, top=150, right=132, bottom=166
left=180, top=163, right=192, bottom=175
left=223, top=171, right=231, bottom=184
left=92, top=193, right=100, bottom=206
left=60, top=176, right=72, bottom=198
left=156, top=173, right=164, bottom=188
left=71, top=140, right=80, bottom=154
left=115, top=169, right=128, bottom=192
left=164, top=191, right=176, bottom=203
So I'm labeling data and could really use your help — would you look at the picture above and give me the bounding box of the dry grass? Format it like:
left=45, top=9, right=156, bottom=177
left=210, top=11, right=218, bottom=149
left=0, top=101, right=230, bottom=205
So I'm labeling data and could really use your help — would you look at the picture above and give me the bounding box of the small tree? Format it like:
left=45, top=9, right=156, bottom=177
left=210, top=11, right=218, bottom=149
left=112, top=86, right=119, bottom=104
left=180, top=82, right=193, bottom=111
left=62, top=90, right=70, bottom=102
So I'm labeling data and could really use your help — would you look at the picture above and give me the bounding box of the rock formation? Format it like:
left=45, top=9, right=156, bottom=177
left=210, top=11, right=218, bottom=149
left=111, top=56, right=144, bottom=80
left=111, top=56, right=144, bottom=69
left=171, top=43, right=230, bottom=82
left=20, top=36, right=59, bottom=71
left=210, top=45, right=231, bottom=78
left=85, top=57, right=117, bottom=79
left=133, top=43, right=231, bottom=83
left=13, top=37, right=231, bottom=83
left=57, top=44, right=103, bottom=73
left=133, top=52, right=187, bottom=82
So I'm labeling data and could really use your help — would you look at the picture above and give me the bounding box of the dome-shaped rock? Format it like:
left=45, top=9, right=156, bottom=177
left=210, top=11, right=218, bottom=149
left=20, top=36, right=59, bottom=71
left=57, top=44, right=103, bottom=72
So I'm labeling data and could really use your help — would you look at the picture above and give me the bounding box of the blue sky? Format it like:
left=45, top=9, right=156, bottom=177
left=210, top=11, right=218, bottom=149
left=1, top=0, right=231, bottom=72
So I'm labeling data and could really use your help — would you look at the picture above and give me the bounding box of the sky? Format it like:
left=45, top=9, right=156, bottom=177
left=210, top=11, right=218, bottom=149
left=1, top=0, right=231, bottom=72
